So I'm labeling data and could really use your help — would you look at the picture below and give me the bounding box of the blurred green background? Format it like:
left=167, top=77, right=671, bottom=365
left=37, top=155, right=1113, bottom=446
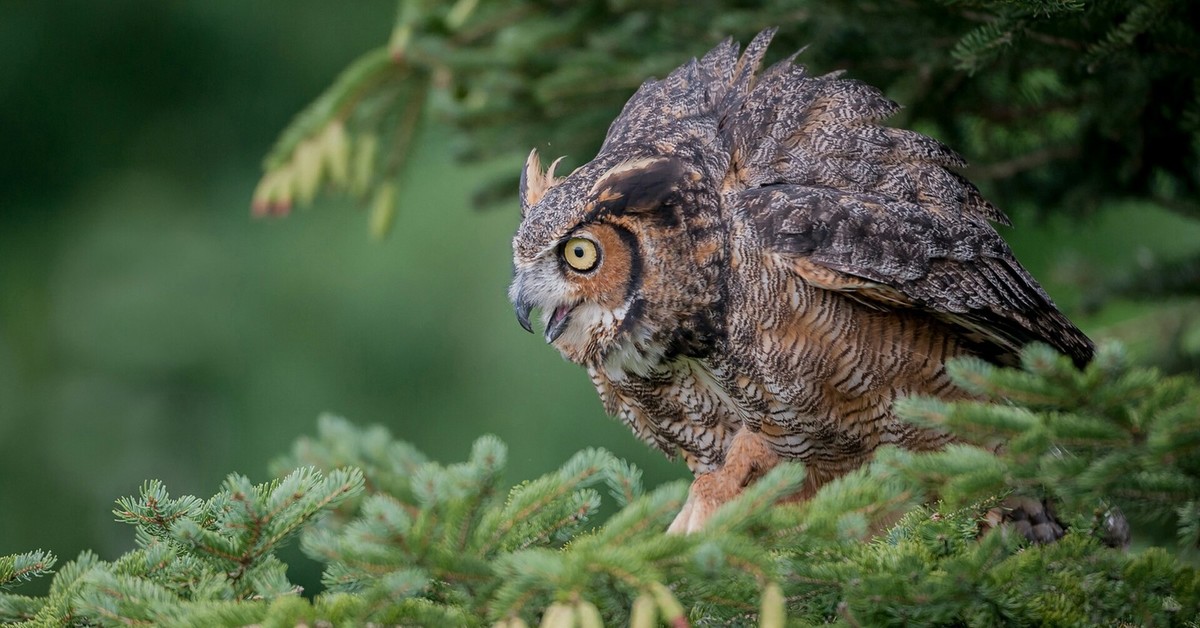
left=0, top=1, right=686, bottom=575
left=2, top=0, right=1199, bottom=594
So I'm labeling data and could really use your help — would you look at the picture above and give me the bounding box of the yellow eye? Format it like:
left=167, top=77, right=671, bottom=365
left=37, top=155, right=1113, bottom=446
left=562, top=237, right=600, bottom=272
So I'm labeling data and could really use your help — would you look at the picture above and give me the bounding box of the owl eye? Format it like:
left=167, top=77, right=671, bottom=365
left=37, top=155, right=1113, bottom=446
left=562, top=237, right=600, bottom=272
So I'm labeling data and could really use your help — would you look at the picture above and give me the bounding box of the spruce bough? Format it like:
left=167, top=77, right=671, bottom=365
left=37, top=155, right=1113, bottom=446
left=3, top=344, right=1198, bottom=626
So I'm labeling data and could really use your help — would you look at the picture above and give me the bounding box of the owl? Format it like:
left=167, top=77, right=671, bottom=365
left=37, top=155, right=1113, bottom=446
left=509, top=29, right=1093, bottom=533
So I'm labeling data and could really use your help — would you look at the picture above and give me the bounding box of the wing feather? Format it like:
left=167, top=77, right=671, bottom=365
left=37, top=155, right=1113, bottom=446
left=741, top=185, right=1094, bottom=366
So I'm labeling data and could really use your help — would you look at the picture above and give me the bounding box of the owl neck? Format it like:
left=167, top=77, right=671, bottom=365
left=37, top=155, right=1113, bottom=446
left=600, top=299, right=726, bottom=379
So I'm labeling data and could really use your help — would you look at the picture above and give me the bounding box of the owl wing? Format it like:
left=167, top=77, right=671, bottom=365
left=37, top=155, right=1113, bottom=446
left=737, top=184, right=1093, bottom=366
left=699, top=34, right=1091, bottom=366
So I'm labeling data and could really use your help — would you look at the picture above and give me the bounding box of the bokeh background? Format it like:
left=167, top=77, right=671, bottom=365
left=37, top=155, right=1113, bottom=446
left=0, top=1, right=690, bottom=591
left=3, top=0, right=1199, bottom=594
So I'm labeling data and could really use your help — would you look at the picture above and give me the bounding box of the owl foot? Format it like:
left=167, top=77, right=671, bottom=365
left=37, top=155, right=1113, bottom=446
left=667, top=472, right=729, bottom=534
left=667, top=429, right=780, bottom=534
left=980, top=496, right=1077, bottom=545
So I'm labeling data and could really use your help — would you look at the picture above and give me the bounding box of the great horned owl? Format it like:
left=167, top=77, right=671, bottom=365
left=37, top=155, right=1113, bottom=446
left=509, top=30, right=1093, bottom=533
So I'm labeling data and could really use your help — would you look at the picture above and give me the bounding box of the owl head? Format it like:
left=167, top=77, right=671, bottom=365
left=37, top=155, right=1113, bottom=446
left=508, top=144, right=725, bottom=374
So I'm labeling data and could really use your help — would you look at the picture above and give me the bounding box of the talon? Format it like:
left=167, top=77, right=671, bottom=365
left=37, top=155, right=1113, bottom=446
left=668, top=475, right=722, bottom=534
left=667, top=499, right=693, bottom=535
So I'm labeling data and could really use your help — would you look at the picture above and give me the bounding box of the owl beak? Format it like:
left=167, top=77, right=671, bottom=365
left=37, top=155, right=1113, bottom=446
left=514, top=298, right=534, bottom=334
left=512, top=295, right=573, bottom=343
left=544, top=304, right=573, bottom=343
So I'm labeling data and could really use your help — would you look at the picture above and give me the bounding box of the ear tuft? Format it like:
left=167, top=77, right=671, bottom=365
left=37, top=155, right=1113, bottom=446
left=520, top=149, right=566, bottom=217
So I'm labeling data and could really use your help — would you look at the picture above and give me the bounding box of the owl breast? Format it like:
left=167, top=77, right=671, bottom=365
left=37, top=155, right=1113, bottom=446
left=590, top=358, right=740, bottom=474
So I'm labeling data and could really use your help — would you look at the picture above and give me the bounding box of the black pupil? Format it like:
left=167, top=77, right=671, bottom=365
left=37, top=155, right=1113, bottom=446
left=573, top=245, right=585, bottom=259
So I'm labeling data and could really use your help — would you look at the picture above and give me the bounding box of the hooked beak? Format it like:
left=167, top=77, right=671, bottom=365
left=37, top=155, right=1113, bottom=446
left=514, top=298, right=534, bottom=334
left=543, top=303, right=573, bottom=343
left=512, top=292, right=574, bottom=343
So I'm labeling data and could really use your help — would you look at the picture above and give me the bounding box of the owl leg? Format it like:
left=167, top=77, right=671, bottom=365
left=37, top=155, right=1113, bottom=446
left=667, top=428, right=780, bottom=534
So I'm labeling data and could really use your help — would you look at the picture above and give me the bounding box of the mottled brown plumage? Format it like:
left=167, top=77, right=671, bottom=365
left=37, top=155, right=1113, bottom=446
left=509, top=30, right=1093, bottom=533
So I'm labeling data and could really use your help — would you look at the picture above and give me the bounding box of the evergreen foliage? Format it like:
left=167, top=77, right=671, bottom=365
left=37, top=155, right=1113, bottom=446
left=253, top=0, right=1200, bottom=230
left=0, top=552, right=55, bottom=591
left=0, top=468, right=364, bottom=626
left=2, top=345, right=1199, bottom=625
left=894, top=342, right=1200, bottom=531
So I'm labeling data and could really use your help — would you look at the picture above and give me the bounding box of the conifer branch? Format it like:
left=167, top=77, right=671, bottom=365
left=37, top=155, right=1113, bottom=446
left=0, top=551, right=56, bottom=590
left=4, top=358, right=1199, bottom=624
